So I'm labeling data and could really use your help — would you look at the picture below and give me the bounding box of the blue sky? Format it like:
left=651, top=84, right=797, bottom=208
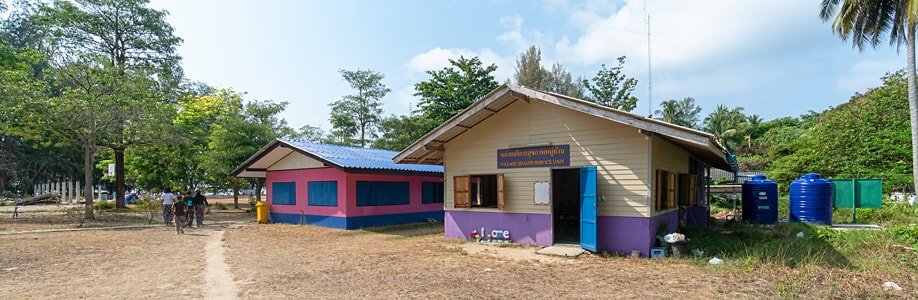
left=148, top=0, right=902, bottom=130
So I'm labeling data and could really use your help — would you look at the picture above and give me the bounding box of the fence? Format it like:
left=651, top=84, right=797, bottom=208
left=31, top=180, right=109, bottom=203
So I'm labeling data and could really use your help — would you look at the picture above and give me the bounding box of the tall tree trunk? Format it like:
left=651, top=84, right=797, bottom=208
left=83, top=141, right=95, bottom=220
left=231, top=179, right=239, bottom=209
left=114, top=147, right=126, bottom=208
left=255, top=178, right=263, bottom=202
left=908, top=26, right=918, bottom=195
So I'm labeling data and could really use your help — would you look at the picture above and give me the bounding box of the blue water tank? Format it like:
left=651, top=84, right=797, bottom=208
left=741, top=174, right=778, bottom=224
left=789, top=173, right=834, bottom=225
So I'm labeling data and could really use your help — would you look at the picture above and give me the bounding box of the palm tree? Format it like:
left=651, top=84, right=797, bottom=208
left=820, top=0, right=918, bottom=192
left=654, top=97, right=702, bottom=128
left=703, top=105, right=747, bottom=151
left=654, top=99, right=682, bottom=124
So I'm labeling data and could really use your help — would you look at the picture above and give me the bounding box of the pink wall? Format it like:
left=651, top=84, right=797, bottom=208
left=266, top=167, right=444, bottom=217
left=345, top=173, right=444, bottom=217
left=266, top=167, right=348, bottom=217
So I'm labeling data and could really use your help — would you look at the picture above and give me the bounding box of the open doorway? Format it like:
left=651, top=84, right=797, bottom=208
left=552, top=168, right=580, bottom=244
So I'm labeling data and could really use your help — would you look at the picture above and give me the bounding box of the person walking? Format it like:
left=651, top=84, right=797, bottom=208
left=171, top=198, right=187, bottom=234
left=192, top=190, right=209, bottom=227
left=161, top=188, right=175, bottom=225
left=183, top=191, right=195, bottom=228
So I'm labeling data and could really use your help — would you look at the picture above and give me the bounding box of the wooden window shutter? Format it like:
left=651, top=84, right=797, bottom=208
left=688, top=175, right=697, bottom=205
left=497, top=174, right=505, bottom=210
left=667, top=173, right=676, bottom=209
left=454, top=176, right=471, bottom=208
left=654, top=170, right=661, bottom=211
left=678, top=174, right=691, bottom=206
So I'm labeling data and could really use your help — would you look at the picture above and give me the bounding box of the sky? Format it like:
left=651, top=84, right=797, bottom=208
left=147, top=0, right=903, bottom=130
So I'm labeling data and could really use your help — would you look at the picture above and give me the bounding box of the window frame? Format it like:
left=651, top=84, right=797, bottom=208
left=271, top=181, right=297, bottom=206
left=356, top=181, right=411, bottom=207
left=421, top=181, right=445, bottom=204
left=307, top=181, right=338, bottom=207
left=454, top=174, right=504, bottom=210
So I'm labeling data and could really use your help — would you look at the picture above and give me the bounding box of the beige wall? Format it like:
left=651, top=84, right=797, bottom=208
left=444, top=100, right=651, bottom=217
left=649, top=135, right=690, bottom=216
left=267, top=152, right=325, bottom=171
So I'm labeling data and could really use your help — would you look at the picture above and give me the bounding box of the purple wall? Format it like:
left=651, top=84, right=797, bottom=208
left=596, top=210, right=677, bottom=257
left=445, top=211, right=552, bottom=246
left=445, top=209, right=680, bottom=257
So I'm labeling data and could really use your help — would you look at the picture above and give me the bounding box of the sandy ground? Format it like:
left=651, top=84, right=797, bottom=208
left=0, top=206, right=253, bottom=232
left=0, top=227, right=210, bottom=299
left=0, top=220, right=912, bottom=299
left=223, top=224, right=774, bottom=299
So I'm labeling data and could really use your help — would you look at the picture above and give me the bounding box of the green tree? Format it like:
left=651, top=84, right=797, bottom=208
left=415, top=56, right=499, bottom=126
left=582, top=56, right=639, bottom=111
left=328, top=69, right=389, bottom=147
left=512, top=46, right=583, bottom=97
left=41, top=0, right=183, bottom=208
left=204, top=99, right=292, bottom=208
left=545, top=63, right=585, bottom=98
left=769, top=72, right=910, bottom=190
left=372, top=114, right=434, bottom=151
left=820, top=0, right=918, bottom=192
left=292, top=125, right=325, bottom=142
left=44, top=57, right=125, bottom=219
left=654, top=97, right=702, bottom=128
left=514, top=45, right=547, bottom=89
left=703, top=105, right=747, bottom=151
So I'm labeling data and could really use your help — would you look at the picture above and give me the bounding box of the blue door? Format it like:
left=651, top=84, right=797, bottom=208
left=580, top=166, right=598, bottom=252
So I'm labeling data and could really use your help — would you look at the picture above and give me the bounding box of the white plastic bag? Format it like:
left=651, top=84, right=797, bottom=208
left=663, top=233, right=685, bottom=243
left=708, top=257, right=723, bottom=265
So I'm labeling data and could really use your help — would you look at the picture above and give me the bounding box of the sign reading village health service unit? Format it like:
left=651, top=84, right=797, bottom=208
left=497, top=144, right=570, bottom=169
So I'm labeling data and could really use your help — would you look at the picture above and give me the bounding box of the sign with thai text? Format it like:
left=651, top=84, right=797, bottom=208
left=497, top=145, right=570, bottom=169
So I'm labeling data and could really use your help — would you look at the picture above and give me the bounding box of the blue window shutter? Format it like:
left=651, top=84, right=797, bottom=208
left=422, top=182, right=444, bottom=204
left=357, top=181, right=410, bottom=206
left=272, top=182, right=296, bottom=205
left=308, top=181, right=337, bottom=206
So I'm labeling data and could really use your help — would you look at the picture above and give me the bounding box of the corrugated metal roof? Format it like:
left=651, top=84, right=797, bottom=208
left=280, top=139, right=443, bottom=173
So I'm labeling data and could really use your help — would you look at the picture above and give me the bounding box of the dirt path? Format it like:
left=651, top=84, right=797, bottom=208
left=204, top=229, right=237, bottom=300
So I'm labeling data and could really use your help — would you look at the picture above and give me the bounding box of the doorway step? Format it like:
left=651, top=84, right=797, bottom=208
left=536, top=245, right=587, bottom=257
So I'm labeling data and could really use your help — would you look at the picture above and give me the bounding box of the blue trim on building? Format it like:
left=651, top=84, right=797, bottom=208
left=268, top=211, right=443, bottom=229
left=346, top=211, right=443, bottom=229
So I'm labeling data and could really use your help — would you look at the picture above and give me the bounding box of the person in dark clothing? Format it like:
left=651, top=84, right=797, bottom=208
left=183, top=191, right=195, bottom=228
left=192, top=190, right=209, bottom=227
left=171, top=200, right=187, bottom=234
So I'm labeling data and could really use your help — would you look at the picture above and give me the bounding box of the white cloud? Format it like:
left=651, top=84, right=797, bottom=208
left=497, top=14, right=527, bottom=50
left=836, top=59, right=902, bottom=92
left=406, top=47, right=514, bottom=82
left=554, top=0, right=821, bottom=70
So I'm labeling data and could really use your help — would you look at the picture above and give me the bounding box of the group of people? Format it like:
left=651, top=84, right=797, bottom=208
left=160, top=189, right=209, bottom=234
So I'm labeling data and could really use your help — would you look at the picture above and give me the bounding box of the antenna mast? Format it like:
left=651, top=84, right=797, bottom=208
left=645, top=2, right=653, bottom=118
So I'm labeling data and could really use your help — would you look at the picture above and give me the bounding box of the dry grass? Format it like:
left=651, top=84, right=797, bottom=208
left=0, top=207, right=254, bottom=232
left=0, top=227, right=210, bottom=299
left=224, top=224, right=775, bottom=299
left=0, top=218, right=912, bottom=299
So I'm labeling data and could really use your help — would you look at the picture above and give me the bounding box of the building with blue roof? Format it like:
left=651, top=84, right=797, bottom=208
left=232, top=139, right=444, bottom=229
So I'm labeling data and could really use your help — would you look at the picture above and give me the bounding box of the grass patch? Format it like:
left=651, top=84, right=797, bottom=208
left=686, top=222, right=918, bottom=273
left=94, top=200, right=115, bottom=210
left=832, top=202, right=918, bottom=227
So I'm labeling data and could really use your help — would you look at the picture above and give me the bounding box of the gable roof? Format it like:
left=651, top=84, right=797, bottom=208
left=232, top=139, right=443, bottom=178
left=393, top=84, right=733, bottom=171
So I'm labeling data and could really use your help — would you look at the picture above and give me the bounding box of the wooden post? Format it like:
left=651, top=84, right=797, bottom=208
left=75, top=181, right=82, bottom=202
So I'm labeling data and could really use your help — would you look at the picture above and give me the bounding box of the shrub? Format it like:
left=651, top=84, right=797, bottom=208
left=214, top=202, right=228, bottom=210
left=95, top=200, right=115, bottom=210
